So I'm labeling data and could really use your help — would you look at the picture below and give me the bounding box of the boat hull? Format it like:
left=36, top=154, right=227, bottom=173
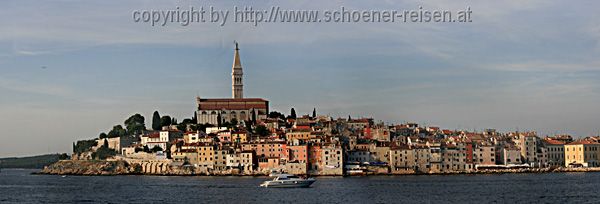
left=260, top=179, right=315, bottom=188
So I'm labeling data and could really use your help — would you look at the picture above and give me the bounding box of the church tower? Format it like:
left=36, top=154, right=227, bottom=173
left=232, top=42, right=243, bottom=99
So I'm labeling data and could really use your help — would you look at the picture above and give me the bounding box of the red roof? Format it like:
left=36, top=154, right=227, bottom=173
left=198, top=98, right=268, bottom=110
left=544, top=139, right=565, bottom=145
left=567, top=140, right=600, bottom=145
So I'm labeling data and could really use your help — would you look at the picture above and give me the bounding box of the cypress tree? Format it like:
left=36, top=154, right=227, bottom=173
left=152, top=111, right=161, bottom=130
left=290, top=108, right=297, bottom=119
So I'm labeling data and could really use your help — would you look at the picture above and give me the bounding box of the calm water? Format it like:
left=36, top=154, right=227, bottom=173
left=1, top=169, right=599, bottom=203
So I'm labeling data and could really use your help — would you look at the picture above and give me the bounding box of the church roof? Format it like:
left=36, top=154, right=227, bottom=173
left=197, top=98, right=268, bottom=110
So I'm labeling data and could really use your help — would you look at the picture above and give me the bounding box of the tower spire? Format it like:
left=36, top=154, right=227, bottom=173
left=232, top=41, right=243, bottom=99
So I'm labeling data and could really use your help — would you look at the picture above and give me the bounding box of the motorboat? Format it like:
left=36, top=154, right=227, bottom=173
left=260, top=174, right=316, bottom=188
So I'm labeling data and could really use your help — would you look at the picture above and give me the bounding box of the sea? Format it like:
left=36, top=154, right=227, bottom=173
left=0, top=169, right=599, bottom=203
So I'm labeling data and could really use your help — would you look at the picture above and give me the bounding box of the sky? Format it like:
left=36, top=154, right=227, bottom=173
left=1, top=0, right=599, bottom=157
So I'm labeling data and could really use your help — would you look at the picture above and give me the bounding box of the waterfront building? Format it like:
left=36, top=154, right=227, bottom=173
left=213, top=148, right=230, bottom=171
left=240, top=151, right=255, bottom=173
left=198, top=145, right=214, bottom=169
left=320, top=145, right=344, bottom=175
left=513, top=132, right=539, bottom=166
left=498, top=145, right=522, bottom=165
left=172, top=149, right=200, bottom=165
left=389, top=146, right=416, bottom=173
left=473, top=144, right=496, bottom=165
left=543, top=139, right=565, bottom=167
left=564, top=140, right=600, bottom=167
left=347, top=150, right=371, bottom=164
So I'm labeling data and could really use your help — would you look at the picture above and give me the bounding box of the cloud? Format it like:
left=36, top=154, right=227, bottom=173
left=484, top=61, right=600, bottom=72
left=0, top=76, right=73, bottom=97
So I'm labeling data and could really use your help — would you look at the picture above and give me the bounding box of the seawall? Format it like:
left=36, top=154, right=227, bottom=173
left=39, top=160, right=600, bottom=176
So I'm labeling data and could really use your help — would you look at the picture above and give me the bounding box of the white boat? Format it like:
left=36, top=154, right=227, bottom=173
left=260, top=174, right=316, bottom=188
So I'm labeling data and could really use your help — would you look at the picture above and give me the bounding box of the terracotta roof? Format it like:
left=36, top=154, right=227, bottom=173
left=198, top=98, right=268, bottom=110
left=567, top=140, right=600, bottom=145
left=543, top=139, right=565, bottom=145
left=144, top=132, right=160, bottom=138
left=198, top=98, right=268, bottom=102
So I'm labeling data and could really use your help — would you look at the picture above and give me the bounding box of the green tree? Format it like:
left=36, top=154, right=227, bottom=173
left=151, top=146, right=163, bottom=152
left=73, top=139, right=98, bottom=154
left=160, top=115, right=172, bottom=128
left=103, top=139, right=109, bottom=148
left=59, top=153, right=69, bottom=160
left=99, top=132, right=108, bottom=139
left=217, top=113, right=222, bottom=127
left=245, top=120, right=253, bottom=133
left=255, top=125, right=270, bottom=137
left=152, top=111, right=161, bottom=131
left=108, top=125, right=127, bottom=138
left=223, top=121, right=231, bottom=129
left=124, top=113, right=146, bottom=135
left=177, top=118, right=195, bottom=131
left=192, top=111, right=198, bottom=124
left=269, top=111, right=285, bottom=120
left=290, top=108, right=297, bottom=119
left=312, top=108, right=316, bottom=118
left=251, top=109, right=257, bottom=125
left=94, top=146, right=116, bottom=160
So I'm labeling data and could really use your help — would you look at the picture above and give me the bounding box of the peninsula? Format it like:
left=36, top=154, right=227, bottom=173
left=41, top=44, right=600, bottom=176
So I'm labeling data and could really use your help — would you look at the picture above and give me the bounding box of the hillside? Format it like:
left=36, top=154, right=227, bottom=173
left=0, top=153, right=69, bottom=169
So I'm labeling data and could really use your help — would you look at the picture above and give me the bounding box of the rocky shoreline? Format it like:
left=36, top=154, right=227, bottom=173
left=38, top=160, right=600, bottom=176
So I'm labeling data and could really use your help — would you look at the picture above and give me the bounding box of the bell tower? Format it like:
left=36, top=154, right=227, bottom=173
left=232, top=42, right=243, bottom=99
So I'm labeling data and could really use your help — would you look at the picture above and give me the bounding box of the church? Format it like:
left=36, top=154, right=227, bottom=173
left=196, top=43, right=269, bottom=125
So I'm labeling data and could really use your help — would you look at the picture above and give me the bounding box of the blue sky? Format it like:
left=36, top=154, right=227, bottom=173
left=1, top=0, right=600, bottom=157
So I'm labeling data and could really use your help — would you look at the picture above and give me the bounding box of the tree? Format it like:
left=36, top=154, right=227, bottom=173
left=348, top=115, right=352, bottom=121
left=171, top=117, right=178, bottom=125
left=108, top=125, right=127, bottom=138
left=269, top=111, right=285, bottom=120
left=177, top=118, right=191, bottom=131
left=312, top=108, right=316, bottom=118
left=152, top=111, right=161, bottom=131
left=217, top=113, right=222, bottom=127
left=125, top=113, right=146, bottom=135
left=245, top=120, right=253, bottom=133
left=103, top=139, right=109, bottom=148
left=251, top=109, right=257, bottom=125
left=223, top=121, right=231, bottom=129
left=94, top=145, right=116, bottom=160
left=59, top=153, right=69, bottom=160
left=231, top=118, right=238, bottom=126
left=290, top=108, right=297, bottom=119
left=160, top=115, right=172, bottom=128
left=192, top=111, right=198, bottom=124
left=255, top=125, right=270, bottom=137
left=183, top=156, right=190, bottom=166
left=151, top=146, right=163, bottom=152
left=99, top=132, right=108, bottom=139
left=73, top=139, right=98, bottom=154
left=143, top=145, right=150, bottom=153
